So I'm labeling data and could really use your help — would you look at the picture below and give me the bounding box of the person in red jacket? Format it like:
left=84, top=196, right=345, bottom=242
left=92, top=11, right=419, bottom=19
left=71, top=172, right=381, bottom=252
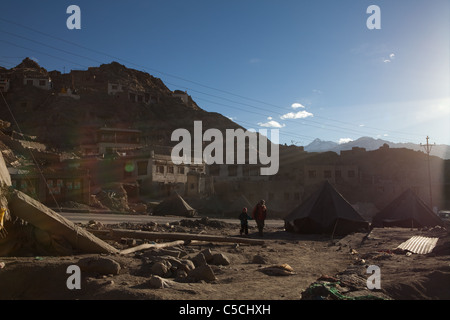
left=252, top=199, right=267, bottom=236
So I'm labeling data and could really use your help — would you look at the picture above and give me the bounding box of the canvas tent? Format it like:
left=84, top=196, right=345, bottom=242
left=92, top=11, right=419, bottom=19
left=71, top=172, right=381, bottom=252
left=371, top=188, right=444, bottom=228
left=153, top=194, right=197, bottom=217
left=284, top=181, right=369, bottom=235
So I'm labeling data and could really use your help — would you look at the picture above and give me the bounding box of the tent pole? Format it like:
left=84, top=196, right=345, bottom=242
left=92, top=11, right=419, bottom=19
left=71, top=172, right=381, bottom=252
left=331, top=218, right=339, bottom=240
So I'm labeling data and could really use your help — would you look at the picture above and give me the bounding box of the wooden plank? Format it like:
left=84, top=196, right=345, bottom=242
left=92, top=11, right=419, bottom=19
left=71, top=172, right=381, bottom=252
left=120, top=240, right=187, bottom=255
left=90, top=228, right=265, bottom=245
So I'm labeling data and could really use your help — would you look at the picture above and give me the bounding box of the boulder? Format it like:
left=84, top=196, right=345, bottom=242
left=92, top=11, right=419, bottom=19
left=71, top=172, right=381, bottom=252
left=78, top=256, right=121, bottom=275
left=187, top=264, right=217, bottom=282
left=201, top=248, right=213, bottom=262
left=148, top=275, right=174, bottom=289
left=151, top=260, right=172, bottom=277
left=211, top=253, right=230, bottom=266
left=191, top=252, right=207, bottom=267
left=252, top=254, right=268, bottom=264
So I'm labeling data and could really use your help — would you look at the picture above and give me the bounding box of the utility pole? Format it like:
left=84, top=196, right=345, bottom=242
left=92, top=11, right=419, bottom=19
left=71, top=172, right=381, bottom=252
left=420, top=136, right=435, bottom=210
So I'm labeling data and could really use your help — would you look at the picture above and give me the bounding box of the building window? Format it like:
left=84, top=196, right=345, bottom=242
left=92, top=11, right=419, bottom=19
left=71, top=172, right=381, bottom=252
left=26, top=80, right=33, bottom=85
left=156, top=166, right=164, bottom=174
left=178, top=166, right=185, bottom=174
left=335, top=170, right=342, bottom=178
left=284, top=193, right=290, bottom=200
left=168, top=166, right=174, bottom=174
left=308, top=170, right=317, bottom=179
left=112, top=85, right=118, bottom=90
left=324, top=170, right=332, bottom=178
left=190, top=183, right=195, bottom=189
left=348, top=170, right=356, bottom=178
left=137, top=161, right=148, bottom=176
left=39, top=80, right=46, bottom=86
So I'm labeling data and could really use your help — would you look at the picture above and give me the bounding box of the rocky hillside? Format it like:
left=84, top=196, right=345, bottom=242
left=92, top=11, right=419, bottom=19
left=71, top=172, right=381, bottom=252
left=0, top=58, right=241, bottom=151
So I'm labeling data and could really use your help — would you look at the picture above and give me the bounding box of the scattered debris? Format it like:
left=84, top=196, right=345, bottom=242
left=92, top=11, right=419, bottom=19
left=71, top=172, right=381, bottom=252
left=397, top=236, right=439, bottom=255
left=7, top=189, right=119, bottom=255
left=260, top=264, right=296, bottom=276
left=90, top=228, right=265, bottom=245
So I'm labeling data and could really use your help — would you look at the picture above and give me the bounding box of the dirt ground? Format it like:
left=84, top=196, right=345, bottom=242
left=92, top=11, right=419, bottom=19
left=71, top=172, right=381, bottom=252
left=0, top=217, right=449, bottom=302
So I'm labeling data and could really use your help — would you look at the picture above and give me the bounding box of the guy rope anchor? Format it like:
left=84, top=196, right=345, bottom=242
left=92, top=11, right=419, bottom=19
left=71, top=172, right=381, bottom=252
left=0, top=208, right=8, bottom=239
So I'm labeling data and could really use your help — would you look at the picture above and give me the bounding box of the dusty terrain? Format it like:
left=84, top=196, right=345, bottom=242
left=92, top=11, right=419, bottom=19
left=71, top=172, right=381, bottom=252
left=0, top=217, right=449, bottom=303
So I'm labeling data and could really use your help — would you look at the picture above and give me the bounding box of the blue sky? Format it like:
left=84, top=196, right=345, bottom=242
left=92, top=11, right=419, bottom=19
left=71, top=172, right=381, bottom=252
left=0, top=0, right=449, bottom=146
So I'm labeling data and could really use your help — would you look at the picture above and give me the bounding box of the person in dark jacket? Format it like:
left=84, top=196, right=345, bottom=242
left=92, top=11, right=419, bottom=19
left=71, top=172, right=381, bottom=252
left=239, top=207, right=251, bottom=236
left=252, top=200, right=267, bottom=236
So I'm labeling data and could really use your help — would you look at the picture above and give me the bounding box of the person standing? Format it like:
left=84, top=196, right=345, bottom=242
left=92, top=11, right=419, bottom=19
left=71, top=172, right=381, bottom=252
left=238, top=207, right=251, bottom=236
left=252, top=200, right=267, bottom=236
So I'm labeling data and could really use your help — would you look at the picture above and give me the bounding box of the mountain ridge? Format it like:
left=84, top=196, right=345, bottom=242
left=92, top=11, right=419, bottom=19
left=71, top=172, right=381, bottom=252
left=304, top=136, right=450, bottom=159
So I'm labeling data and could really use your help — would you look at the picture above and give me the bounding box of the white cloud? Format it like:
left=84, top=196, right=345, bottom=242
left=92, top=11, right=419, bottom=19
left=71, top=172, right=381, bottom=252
left=359, top=124, right=365, bottom=127
left=258, top=120, right=285, bottom=128
left=267, top=116, right=273, bottom=120
left=383, top=53, right=395, bottom=63
left=227, top=116, right=235, bottom=121
left=280, top=110, right=313, bottom=120
left=338, top=138, right=353, bottom=144
left=291, top=103, right=305, bottom=109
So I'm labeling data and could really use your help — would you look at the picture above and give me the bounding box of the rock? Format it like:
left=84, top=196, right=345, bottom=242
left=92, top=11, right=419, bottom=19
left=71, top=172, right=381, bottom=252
left=252, top=254, right=267, bottom=264
left=153, top=256, right=195, bottom=272
left=151, top=260, right=172, bottom=277
left=175, top=269, right=188, bottom=280
left=78, top=256, right=121, bottom=275
left=211, top=253, right=230, bottom=266
left=187, top=265, right=217, bottom=282
left=191, top=252, right=207, bottom=267
left=201, top=248, right=213, bottom=262
left=148, top=275, right=174, bottom=289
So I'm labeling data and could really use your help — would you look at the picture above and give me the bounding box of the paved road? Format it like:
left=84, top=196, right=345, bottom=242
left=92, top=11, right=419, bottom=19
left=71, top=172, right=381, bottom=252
left=61, top=212, right=285, bottom=228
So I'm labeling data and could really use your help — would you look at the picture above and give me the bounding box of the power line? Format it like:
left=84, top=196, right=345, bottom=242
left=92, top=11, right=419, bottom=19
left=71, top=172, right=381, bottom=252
left=0, top=39, right=89, bottom=68
left=0, top=17, right=426, bottom=143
